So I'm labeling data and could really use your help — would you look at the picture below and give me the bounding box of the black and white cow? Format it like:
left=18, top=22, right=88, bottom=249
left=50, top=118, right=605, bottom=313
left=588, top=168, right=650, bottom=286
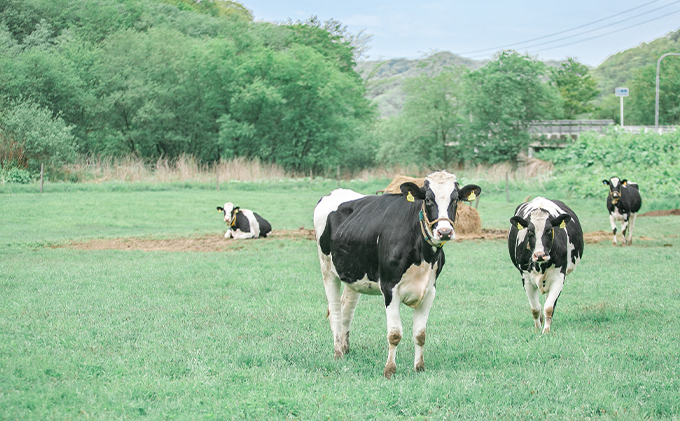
left=602, top=177, right=642, bottom=246
left=314, top=171, right=480, bottom=378
left=216, top=202, right=271, bottom=239
left=508, top=197, right=583, bottom=334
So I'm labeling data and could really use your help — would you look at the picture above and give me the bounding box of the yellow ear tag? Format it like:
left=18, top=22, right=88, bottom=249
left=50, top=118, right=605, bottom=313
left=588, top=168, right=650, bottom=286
left=559, top=220, right=566, bottom=229
left=406, top=192, right=415, bottom=202
left=517, top=222, right=523, bottom=230
left=468, top=191, right=476, bottom=201
left=622, top=181, right=627, bottom=186
left=234, top=209, right=239, bottom=214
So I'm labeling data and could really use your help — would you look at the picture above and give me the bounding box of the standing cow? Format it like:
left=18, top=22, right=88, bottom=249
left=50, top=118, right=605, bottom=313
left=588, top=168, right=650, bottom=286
left=508, top=197, right=583, bottom=333
left=216, top=202, right=271, bottom=239
left=602, top=177, right=642, bottom=246
left=314, top=171, right=480, bottom=378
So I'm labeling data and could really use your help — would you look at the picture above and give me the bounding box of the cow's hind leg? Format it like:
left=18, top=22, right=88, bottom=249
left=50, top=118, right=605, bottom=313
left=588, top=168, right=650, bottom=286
left=383, top=289, right=403, bottom=379
left=412, top=286, right=436, bottom=372
left=627, top=213, right=637, bottom=245
left=524, top=276, right=542, bottom=331
left=340, top=286, right=361, bottom=354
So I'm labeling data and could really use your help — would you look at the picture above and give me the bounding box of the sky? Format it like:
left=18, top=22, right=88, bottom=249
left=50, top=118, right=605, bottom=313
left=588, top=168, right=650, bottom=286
left=240, top=0, right=680, bottom=67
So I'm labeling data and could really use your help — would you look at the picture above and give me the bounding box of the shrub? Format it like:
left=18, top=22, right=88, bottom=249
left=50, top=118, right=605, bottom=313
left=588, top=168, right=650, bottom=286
left=3, top=167, right=32, bottom=184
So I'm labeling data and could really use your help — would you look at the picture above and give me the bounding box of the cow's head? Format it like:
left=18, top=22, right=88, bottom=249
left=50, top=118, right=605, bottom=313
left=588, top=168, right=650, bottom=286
left=602, top=177, right=628, bottom=204
left=216, top=202, right=238, bottom=226
left=510, top=209, right=571, bottom=263
left=400, top=171, right=481, bottom=246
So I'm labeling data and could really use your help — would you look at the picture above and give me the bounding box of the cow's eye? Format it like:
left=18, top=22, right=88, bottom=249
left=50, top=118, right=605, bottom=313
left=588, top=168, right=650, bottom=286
left=425, top=198, right=433, bottom=205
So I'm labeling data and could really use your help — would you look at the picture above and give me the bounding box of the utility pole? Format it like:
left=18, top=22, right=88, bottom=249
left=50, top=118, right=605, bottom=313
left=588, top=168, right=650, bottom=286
left=655, top=53, right=680, bottom=127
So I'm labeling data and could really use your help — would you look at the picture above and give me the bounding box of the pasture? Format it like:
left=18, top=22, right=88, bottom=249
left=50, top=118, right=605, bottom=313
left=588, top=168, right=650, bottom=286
left=1, top=180, right=679, bottom=420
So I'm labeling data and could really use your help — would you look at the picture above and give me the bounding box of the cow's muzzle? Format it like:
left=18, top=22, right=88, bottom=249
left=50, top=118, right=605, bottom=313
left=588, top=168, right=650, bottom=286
left=532, top=251, right=549, bottom=262
left=436, top=226, right=453, bottom=241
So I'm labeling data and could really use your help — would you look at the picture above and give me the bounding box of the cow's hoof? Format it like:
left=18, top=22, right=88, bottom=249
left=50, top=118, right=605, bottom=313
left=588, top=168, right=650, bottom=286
left=542, top=326, right=551, bottom=334
left=383, top=363, right=396, bottom=379
left=334, top=350, right=343, bottom=359
left=415, top=363, right=425, bottom=372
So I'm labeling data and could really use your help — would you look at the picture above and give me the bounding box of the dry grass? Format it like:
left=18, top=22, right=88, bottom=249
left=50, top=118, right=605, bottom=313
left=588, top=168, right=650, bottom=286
left=465, top=158, right=554, bottom=185
left=63, top=155, right=287, bottom=183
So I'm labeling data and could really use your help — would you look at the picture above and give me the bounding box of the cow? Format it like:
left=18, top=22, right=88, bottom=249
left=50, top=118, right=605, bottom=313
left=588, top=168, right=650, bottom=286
left=313, top=170, right=481, bottom=378
left=508, top=197, right=583, bottom=334
left=602, top=177, right=642, bottom=246
left=216, top=202, right=271, bottom=239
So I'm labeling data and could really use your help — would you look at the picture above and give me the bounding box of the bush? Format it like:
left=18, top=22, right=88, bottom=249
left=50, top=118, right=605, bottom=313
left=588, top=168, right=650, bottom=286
left=3, top=167, right=32, bottom=184
left=538, top=130, right=680, bottom=198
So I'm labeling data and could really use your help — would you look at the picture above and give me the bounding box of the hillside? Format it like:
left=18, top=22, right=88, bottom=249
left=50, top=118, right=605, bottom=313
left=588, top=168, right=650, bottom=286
left=360, top=29, right=680, bottom=118
left=358, top=52, right=565, bottom=117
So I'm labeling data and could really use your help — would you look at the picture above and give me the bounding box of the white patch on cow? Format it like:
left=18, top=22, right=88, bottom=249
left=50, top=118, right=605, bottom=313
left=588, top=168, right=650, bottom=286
left=221, top=202, right=235, bottom=224
left=425, top=171, right=457, bottom=239
left=515, top=226, right=528, bottom=247
left=610, top=177, right=620, bottom=187
left=313, top=188, right=365, bottom=241
left=519, top=197, right=564, bottom=219
left=529, top=208, right=550, bottom=260
left=396, top=261, right=437, bottom=308
left=240, top=208, right=260, bottom=238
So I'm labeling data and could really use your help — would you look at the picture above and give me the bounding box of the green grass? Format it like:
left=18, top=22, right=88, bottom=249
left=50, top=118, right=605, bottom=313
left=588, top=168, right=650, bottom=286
left=2, top=181, right=680, bottom=419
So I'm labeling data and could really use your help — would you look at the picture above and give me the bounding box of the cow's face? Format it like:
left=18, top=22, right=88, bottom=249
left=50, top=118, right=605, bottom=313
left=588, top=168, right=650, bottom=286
left=603, top=177, right=627, bottom=204
left=216, top=202, right=235, bottom=224
left=511, top=210, right=571, bottom=263
left=400, top=171, right=481, bottom=245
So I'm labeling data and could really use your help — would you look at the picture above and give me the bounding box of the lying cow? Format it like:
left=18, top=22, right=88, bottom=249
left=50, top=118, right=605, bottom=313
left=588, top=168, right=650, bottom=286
left=216, top=202, right=271, bottom=239
left=508, top=197, right=583, bottom=334
left=314, top=171, right=480, bottom=378
left=602, top=177, right=641, bottom=246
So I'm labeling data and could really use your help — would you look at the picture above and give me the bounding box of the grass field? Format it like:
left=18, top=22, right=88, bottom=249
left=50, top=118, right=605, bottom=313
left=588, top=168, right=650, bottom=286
left=1, top=180, right=680, bottom=420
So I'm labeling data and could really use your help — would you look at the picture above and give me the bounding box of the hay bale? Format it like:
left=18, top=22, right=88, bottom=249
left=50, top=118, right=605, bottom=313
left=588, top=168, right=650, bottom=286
left=454, top=204, right=482, bottom=235
left=383, top=175, right=426, bottom=194
left=383, top=175, right=482, bottom=235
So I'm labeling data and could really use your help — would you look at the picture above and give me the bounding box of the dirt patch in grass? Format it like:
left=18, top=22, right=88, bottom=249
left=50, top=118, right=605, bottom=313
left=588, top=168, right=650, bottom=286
left=582, top=230, right=654, bottom=244
left=639, top=209, right=680, bottom=217
left=58, top=229, right=316, bottom=252
left=57, top=228, right=657, bottom=252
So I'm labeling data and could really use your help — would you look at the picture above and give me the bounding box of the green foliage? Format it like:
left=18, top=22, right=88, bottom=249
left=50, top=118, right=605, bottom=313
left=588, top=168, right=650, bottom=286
left=550, top=57, right=599, bottom=119
left=0, top=98, right=77, bottom=173
left=2, top=166, right=31, bottom=183
left=467, top=51, right=561, bottom=164
left=0, top=0, right=373, bottom=173
left=539, top=130, right=680, bottom=198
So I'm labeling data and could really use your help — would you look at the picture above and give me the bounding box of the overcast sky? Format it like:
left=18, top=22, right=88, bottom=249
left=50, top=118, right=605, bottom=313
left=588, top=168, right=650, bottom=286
left=241, top=0, right=680, bottom=67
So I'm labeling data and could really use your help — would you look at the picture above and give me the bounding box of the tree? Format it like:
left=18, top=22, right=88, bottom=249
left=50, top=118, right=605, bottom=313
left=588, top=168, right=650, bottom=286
left=466, top=50, right=561, bottom=164
left=550, top=57, right=599, bottom=119
left=377, top=63, right=467, bottom=167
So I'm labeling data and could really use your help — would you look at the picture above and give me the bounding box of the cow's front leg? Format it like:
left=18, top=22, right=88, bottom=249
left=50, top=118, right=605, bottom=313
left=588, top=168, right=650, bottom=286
left=609, top=214, right=618, bottom=245
left=383, top=286, right=402, bottom=379
left=412, top=286, right=436, bottom=372
left=231, top=229, right=255, bottom=239
left=224, top=229, right=232, bottom=239
left=524, top=275, right=542, bottom=330
left=621, top=215, right=630, bottom=246
left=340, top=286, right=361, bottom=355
left=542, top=273, right=564, bottom=334
left=322, top=270, right=344, bottom=359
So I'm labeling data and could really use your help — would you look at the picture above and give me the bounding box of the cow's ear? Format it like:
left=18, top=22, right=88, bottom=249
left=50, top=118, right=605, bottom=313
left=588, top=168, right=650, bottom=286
left=232, top=206, right=240, bottom=213
left=551, top=214, right=571, bottom=228
left=217, top=206, right=224, bottom=212
left=400, top=182, right=425, bottom=201
left=510, top=216, right=528, bottom=230
left=602, top=179, right=610, bottom=186
left=458, top=184, right=481, bottom=202
left=621, top=179, right=628, bottom=186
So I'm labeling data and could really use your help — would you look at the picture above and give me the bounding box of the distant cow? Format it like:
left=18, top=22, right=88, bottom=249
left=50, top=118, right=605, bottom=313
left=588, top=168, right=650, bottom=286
left=602, top=177, right=642, bottom=245
left=314, top=171, right=480, bottom=378
left=508, top=197, right=583, bottom=333
left=216, top=202, right=271, bottom=239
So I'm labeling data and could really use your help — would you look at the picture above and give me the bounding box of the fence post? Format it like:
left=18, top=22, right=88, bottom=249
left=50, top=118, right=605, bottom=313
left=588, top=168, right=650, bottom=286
left=336, top=165, right=340, bottom=188
left=40, top=163, right=44, bottom=193
left=505, top=172, right=510, bottom=203
left=215, top=162, right=219, bottom=191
